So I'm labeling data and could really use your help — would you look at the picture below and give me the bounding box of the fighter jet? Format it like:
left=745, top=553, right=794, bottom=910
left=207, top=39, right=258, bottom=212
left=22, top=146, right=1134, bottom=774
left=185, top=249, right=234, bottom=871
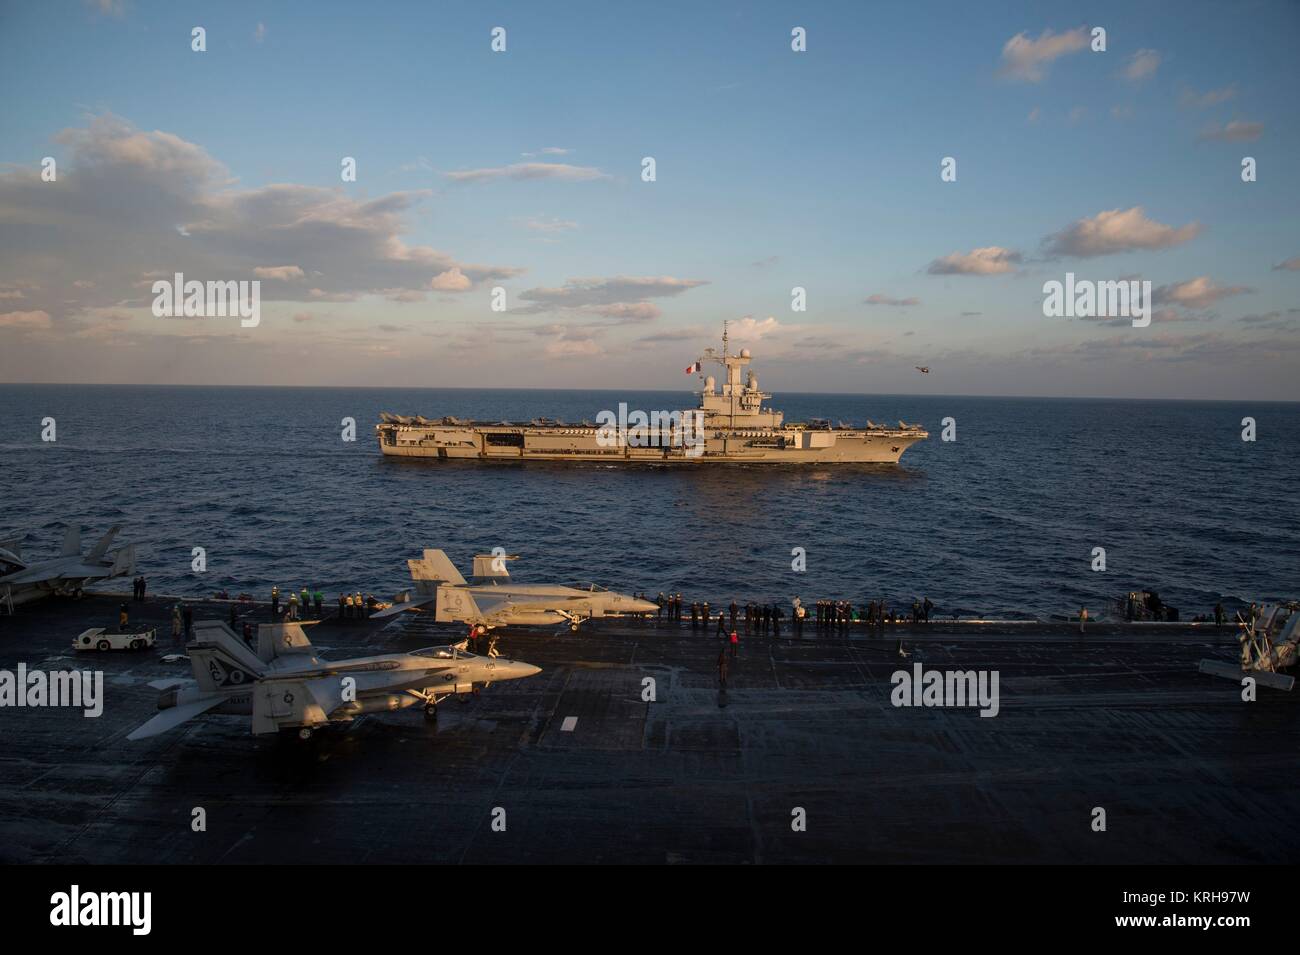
left=0, top=525, right=136, bottom=609
left=128, top=619, right=540, bottom=740
left=1200, top=602, right=1299, bottom=691
left=372, top=549, right=658, bottom=631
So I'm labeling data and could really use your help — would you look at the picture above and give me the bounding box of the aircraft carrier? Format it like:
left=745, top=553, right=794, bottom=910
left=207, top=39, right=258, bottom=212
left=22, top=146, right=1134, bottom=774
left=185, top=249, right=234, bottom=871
left=376, top=328, right=928, bottom=464
left=2, top=593, right=1297, bottom=864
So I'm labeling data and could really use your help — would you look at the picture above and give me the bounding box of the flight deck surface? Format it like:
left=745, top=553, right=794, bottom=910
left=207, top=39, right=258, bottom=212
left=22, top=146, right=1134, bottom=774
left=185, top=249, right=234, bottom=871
left=1, top=595, right=1292, bottom=864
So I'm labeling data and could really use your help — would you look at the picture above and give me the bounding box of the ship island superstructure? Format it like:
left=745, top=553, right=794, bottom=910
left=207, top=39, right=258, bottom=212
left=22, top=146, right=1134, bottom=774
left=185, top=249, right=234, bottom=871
left=376, top=328, right=928, bottom=464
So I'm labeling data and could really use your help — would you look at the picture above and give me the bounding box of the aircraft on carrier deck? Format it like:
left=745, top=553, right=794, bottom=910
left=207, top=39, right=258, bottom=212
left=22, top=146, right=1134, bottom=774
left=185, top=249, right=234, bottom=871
left=1200, top=602, right=1299, bottom=691
left=0, top=525, right=136, bottom=611
left=372, top=549, right=658, bottom=632
left=127, top=619, right=541, bottom=740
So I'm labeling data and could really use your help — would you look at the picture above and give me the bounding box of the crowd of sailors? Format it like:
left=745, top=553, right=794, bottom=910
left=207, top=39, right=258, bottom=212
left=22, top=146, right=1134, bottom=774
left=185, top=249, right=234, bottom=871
left=267, top=584, right=381, bottom=622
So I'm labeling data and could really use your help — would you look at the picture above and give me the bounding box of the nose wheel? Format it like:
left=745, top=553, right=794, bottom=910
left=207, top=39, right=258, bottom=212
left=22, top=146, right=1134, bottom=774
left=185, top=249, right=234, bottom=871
left=423, top=702, right=438, bottom=721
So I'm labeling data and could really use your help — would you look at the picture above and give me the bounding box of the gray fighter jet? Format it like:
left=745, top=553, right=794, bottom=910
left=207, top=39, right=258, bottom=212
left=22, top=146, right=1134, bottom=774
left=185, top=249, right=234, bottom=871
left=1200, top=602, right=1299, bottom=691
left=372, top=549, right=658, bottom=631
left=127, top=619, right=540, bottom=740
left=0, top=525, right=136, bottom=610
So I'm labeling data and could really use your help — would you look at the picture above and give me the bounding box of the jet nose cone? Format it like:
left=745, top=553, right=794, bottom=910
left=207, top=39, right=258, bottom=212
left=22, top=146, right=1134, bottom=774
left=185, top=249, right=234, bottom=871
left=503, top=660, right=542, bottom=679
left=632, top=599, right=659, bottom=613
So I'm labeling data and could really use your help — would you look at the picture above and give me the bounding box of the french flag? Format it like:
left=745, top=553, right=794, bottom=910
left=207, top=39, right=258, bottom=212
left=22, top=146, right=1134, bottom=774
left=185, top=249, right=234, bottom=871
left=684, top=360, right=701, bottom=375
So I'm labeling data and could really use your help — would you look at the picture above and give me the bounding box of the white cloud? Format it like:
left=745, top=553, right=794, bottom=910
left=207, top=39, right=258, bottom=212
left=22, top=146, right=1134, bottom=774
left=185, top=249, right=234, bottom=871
left=1197, top=120, right=1264, bottom=142
left=1152, top=276, right=1251, bottom=309
left=864, top=294, right=920, bottom=306
left=0, top=310, right=53, bottom=330
left=1043, top=207, right=1201, bottom=258
left=515, top=216, right=579, bottom=233
left=926, top=246, right=1022, bottom=275
left=252, top=265, right=304, bottom=281
left=731, top=316, right=782, bottom=340
left=0, top=115, right=523, bottom=320
left=516, top=275, right=708, bottom=315
left=998, top=27, right=1089, bottom=82
left=1180, top=85, right=1236, bottom=109
left=430, top=267, right=472, bottom=291
left=1121, top=49, right=1160, bottom=82
left=446, top=163, right=609, bottom=183
left=544, top=338, right=603, bottom=358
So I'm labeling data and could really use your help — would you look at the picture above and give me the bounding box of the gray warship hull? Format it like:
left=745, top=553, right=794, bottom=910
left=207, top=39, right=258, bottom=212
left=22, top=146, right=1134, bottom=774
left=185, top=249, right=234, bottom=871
left=376, top=421, right=927, bottom=463
left=376, top=328, right=928, bottom=464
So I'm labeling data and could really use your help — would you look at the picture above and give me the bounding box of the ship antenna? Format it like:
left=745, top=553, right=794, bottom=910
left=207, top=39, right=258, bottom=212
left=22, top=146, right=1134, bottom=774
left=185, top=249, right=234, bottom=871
left=722, top=319, right=729, bottom=358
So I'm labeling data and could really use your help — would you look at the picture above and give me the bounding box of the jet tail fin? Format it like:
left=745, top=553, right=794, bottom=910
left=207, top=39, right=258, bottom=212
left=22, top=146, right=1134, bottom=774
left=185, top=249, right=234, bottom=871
left=409, top=549, right=466, bottom=587
left=61, top=525, right=82, bottom=557
left=109, top=544, right=135, bottom=577
left=0, top=533, right=27, bottom=559
left=188, top=621, right=266, bottom=690
left=472, top=552, right=518, bottom=580
left=255, top=621, right=315, bottom=663
left=87, top=524, right=122, bottom=561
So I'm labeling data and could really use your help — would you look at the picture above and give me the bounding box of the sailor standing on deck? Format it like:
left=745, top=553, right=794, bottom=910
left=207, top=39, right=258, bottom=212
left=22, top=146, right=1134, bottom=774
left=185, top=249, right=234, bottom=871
left=171, top=604, right=183, bottom=644
left=271, top=585, right=280, bottom=618
left=1079, top=606, right=1088, bottom=633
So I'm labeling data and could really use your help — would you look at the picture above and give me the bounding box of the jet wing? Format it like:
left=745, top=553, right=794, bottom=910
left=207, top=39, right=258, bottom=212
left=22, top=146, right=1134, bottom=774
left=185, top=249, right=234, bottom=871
left=0, top=562, right=114, bottom=586
left=370, top=596, right=436, bottom=619
left=127, top=695, right=226, bottom=741
left=302, top=676, right=346, bottom=715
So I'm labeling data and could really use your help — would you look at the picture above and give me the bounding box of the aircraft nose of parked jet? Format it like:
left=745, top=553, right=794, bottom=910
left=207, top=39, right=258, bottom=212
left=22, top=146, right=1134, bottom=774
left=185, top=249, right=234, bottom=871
left=502, top=660, right=542, bottom=679
left=631, top=598, right=659, bottom=613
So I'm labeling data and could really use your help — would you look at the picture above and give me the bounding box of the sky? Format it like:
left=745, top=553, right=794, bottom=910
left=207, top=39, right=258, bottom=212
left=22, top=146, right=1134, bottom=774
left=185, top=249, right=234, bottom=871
left=0, top=0, right=1297, bottom=399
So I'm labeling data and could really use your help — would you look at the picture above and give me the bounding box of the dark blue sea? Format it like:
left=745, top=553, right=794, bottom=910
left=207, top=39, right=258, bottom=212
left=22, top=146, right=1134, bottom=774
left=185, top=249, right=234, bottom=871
left=1, top=385, right=1296, bottom=621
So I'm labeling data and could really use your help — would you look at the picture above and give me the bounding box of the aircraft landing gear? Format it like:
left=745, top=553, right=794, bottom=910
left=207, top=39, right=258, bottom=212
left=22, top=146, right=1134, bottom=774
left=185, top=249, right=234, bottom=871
left=423, top=702, right=438, bottom=721
left=569, top=622, right=580, bottom=632
left=297, top=727, right=313, bottom=741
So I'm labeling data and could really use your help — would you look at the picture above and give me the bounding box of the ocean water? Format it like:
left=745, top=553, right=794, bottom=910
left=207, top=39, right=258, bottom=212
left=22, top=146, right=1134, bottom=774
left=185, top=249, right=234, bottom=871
left=1, top=384, right=1296, bottom=620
